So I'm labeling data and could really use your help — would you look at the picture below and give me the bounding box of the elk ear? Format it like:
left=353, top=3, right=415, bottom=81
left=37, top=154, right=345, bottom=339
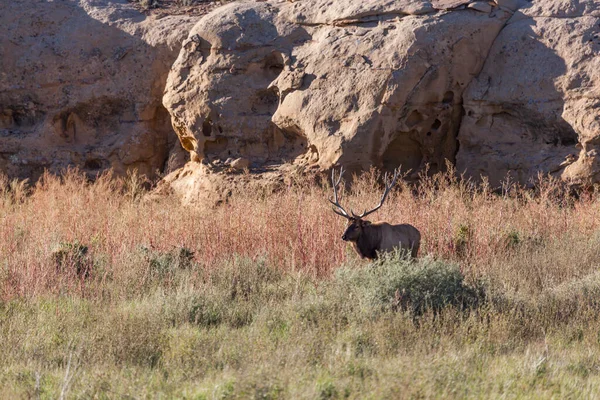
left=362, top=220, right=372, bottom=226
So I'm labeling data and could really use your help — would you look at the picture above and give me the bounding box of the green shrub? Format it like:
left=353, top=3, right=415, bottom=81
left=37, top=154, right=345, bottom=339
left=504, top=229, right=522, bottom=248
left=538, top=270, right=600, bottom=320
left=206, top=256, right=288, bottom=305
left=182, top=256, right=301, bottom=329
left=317, top=378, right=339, bottom=400
left=51, top=240, right=91, bottom=277
left=453, top=224, right=472, bottom=256
left=335, top=253, right=481, bottom=316
left=141, top=246, right=196, bottom=277
left=188, top=296, right=223, bottom=328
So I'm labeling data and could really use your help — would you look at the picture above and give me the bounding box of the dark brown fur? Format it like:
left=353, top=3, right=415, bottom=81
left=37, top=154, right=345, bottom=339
left=343, top=219, right=421, bottom=260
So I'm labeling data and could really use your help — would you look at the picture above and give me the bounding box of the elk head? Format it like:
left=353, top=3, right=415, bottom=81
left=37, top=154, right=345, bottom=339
left=329, top=166, right=400, bottom=242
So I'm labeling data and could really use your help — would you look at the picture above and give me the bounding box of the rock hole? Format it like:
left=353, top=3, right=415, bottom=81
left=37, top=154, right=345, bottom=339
left=264, top=51, right=285, bottom=80
left=382, top=132, right=423, bottom=174
left=269, top=124, right=308, bottom=163
left=443, top=91, right=454, bottom=104
left=426, top=131, right=432, bottom=137
left=14, top=111, right=37, bottom=127
left=84, top=159, right=103, bottom=170
left=431, top=119, right=441, bottom=130
left=300, top=73, right=317, bottom=91
left=202, top=118, right=212, bottom=137
left=406, top=110, right=424, bottom=128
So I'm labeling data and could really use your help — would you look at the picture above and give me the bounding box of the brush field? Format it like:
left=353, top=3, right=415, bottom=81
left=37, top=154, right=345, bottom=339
left=2, top=169, right=600, bottom=398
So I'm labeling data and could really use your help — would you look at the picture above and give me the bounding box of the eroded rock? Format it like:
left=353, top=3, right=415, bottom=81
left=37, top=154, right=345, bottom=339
left=457, top=0, right=600, bottom=186
left=153, top=161, right=295, bottom=207
left=0, top=0, right=198, bottom=180
left=468, top=2, right=493, bottom=13
left=6, top=0, right=596, bottom=202
left=163, top=0, right=513, bottom=189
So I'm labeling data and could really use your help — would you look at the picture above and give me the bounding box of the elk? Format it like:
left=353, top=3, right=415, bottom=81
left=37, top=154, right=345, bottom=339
left=329, top=167, right=421, bottom=259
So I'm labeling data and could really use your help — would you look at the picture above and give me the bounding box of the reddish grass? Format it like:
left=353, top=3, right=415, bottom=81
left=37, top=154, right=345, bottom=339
left=2, top=168, right=600, bottom=300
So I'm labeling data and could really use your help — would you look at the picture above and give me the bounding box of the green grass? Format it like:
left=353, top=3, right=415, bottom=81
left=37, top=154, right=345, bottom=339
left=3, top=255, right=600, bottom=398
left=4, top=169, right=600, bottom=397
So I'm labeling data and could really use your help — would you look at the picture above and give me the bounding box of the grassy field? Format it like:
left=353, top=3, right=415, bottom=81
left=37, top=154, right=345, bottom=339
left=3, top=169, right=600, bottom=398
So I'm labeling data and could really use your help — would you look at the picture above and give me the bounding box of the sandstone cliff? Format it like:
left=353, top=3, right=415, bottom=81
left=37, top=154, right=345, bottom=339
left=458, top=0, right=600, bottom=186
left=160, top=0, right=599, bottom=204
left=1, top=0, right=599, bottom=204
left=0, top=0, right=198, bottom=180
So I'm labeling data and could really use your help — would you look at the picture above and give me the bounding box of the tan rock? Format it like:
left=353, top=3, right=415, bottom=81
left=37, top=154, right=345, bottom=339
left=7, top=0, right=596, bottom=200
left=431, top=0, right=470, bottom=10
left=519, top=0, right=600, bottom=18
left=468, top=2, right=493, bottom=13
left=152, top=161, right=289, bottom=207
left=457, top=0, right=600, bottom=187
left=230, top=157, right=250, bottom=171
left=0, top=0, right=197, bottom=180
left=493, top=0, right=523, bottom=11
left=163, top=0, right=513, bottom=190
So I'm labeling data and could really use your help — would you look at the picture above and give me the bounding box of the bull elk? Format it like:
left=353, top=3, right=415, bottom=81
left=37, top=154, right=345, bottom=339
left=329, top=167, right=421, bottom=259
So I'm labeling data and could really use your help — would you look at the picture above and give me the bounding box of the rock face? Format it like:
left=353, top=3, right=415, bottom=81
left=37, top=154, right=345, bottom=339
left=458, top=0, right=600, bottom=186
left=163, top=0, right=600, bottom=200
left=3, top=0, right=598, bottom=200
left=164, top=0, right=514, bottom=182
left=0, top=0, right=196, bottom=180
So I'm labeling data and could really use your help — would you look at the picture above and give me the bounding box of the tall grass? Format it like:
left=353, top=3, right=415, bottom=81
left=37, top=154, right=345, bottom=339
left=1, top=167, right=599, bottom=299
left=3, top=168, right=600, bottom=397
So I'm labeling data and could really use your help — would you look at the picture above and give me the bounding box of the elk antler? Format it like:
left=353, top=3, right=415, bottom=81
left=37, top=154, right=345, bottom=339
left=329, top=167, right=351, bottom=219
left=351, top=168, right=400, bottom=219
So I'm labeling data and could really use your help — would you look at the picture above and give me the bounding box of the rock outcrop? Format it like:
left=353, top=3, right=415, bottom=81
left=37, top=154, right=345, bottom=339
left=2, top=0, right=598, bottom=203
left=0, top=0, right=197, bottom=180
left=153, top=161, right=297, bottom=206
left=161, top=0, right=600, bottom=203
left=163, top=0, right=514, bottom=182
left=457, top=0, right=600, bottom=186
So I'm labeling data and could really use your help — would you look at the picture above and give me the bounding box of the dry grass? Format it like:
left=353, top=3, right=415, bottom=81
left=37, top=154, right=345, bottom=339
left=3, top=167, right=600, bottom=398
left=1, top=167, right=599, bottom=299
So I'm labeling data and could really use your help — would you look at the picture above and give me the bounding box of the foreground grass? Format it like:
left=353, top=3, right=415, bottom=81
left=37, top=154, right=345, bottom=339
left=3, top=169, right=600, bottom=398
left=3, top=255, right=600, bottom=398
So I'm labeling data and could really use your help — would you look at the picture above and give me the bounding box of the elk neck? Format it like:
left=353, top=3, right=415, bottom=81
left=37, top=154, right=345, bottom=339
left=354, top=223, right=382, bottom=260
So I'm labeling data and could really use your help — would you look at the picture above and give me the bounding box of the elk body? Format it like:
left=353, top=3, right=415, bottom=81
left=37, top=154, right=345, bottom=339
left=329, top=167, right=421, bottom=259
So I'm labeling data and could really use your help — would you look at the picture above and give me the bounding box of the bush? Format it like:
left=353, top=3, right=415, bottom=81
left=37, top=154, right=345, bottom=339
left=539, top=270, right=600, bottom=320
left=186, top=256, right=292, bottom=329
left=208, top=255, right=285, bottom=302
left=334, top=253, right=481, bottom=316
left=188, top=296, right=223, bottom=327
left=504, top=229, right=522, bottom=249
left=141, top=246, right=195, bottom=277
left=453, top=224, right=472, bottom=257
left=51, top=240, right=91, bottom=277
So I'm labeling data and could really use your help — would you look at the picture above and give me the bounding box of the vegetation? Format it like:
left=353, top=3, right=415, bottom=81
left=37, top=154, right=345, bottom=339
left=3, top=169, right=600, bottom=398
